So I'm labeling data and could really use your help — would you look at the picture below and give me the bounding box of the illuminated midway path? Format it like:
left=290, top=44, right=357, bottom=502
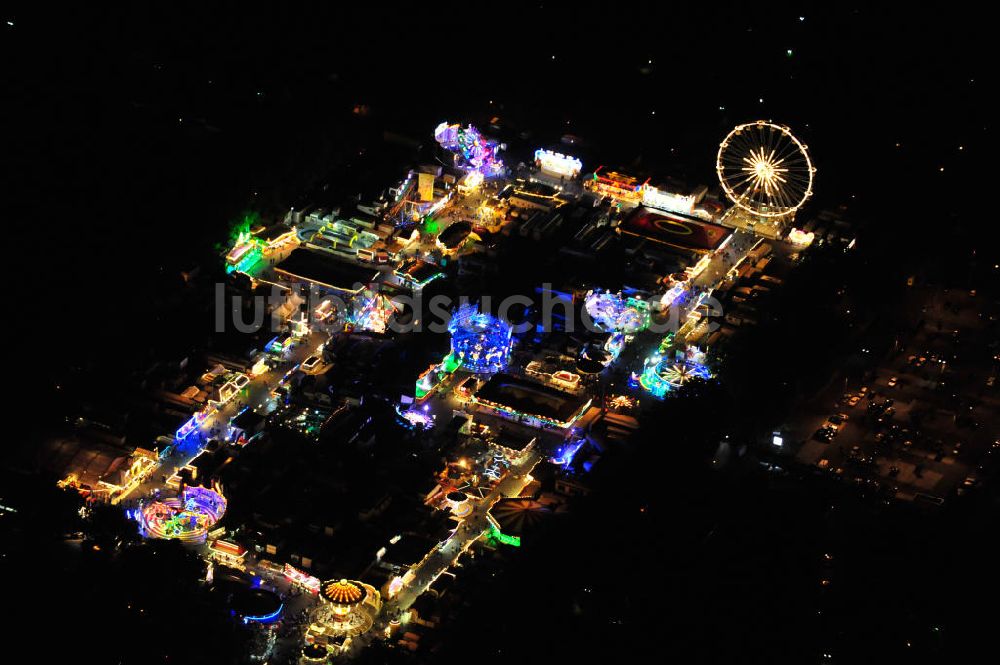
left=348, top=445, right=546, bottom=655
left=131, top=329, right=328, bottom=499
left=674, top=227, right=758, bottom=345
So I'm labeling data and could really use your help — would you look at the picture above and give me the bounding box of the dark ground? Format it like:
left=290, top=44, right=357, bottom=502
left=4, top=4, right=995, bottom=664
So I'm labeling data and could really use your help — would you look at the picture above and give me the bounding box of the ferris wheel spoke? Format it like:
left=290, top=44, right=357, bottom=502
left=727, top=172, right=758, bottom=190
left=765, top=175, right=786, bottom=208
left=784, top=171, right=812, bottom=189
left=727, top=165, right=761, bottom=185
left=783, top=180, right=803, bottom=205
left=730, top=171, right=763, bottom=195
left=773, top=138, right=801, bottom=164
left=762, top=126, right=779, bottom=160
left=785, top=177, right=811, bottom=195
left=771, top=147, right=799, bottom=169
left=775, top=185, right=793, bottom=211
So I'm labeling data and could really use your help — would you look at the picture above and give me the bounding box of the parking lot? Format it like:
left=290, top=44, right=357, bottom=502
left=790, top=287, right=999, bottom=502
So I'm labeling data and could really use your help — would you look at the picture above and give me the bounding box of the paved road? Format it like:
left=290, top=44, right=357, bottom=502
left=693, top=228, right=759, bottom=292
left=129, top=329, right=328, bottom=502
left=670, top=228, right=758, bottom=345
left=348, top=445, right=545, bottom=655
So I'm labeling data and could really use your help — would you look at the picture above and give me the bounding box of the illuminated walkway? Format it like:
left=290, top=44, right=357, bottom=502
left=132, top=330, right=327, bottom=499
left=349, top=445, right=545, bottom=654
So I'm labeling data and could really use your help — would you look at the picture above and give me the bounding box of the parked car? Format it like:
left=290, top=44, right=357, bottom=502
left=301, top=355, right=322, bottom=372
left=814, top=428, right=835, bottom=443
left=825, top=415, right=848, bottom=430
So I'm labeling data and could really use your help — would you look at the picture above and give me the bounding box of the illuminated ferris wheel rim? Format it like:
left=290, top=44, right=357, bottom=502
left=716, top=120, right=815, bottom=218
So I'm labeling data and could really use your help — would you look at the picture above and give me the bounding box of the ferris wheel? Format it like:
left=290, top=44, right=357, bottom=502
left=716, top=121, right=815, bottom=218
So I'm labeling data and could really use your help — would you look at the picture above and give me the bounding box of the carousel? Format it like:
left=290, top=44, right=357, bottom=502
left=638, top=348, right=712, bottom=399
left=305, top=578, right=382, bottom=655
left=136, top=484, right=227, bottom=543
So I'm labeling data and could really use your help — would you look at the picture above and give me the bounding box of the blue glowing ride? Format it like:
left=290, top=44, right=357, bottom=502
left=639, top=347, right=713, bottom=399
left=448, top=304, right=513, bottom=374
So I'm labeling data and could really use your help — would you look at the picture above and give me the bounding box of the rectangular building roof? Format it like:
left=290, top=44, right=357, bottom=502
left=473, top=374, right=591, bottom=426
left=396, top=258, right=444, bottom=286
left=274, top=248, right=380, bottom=294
